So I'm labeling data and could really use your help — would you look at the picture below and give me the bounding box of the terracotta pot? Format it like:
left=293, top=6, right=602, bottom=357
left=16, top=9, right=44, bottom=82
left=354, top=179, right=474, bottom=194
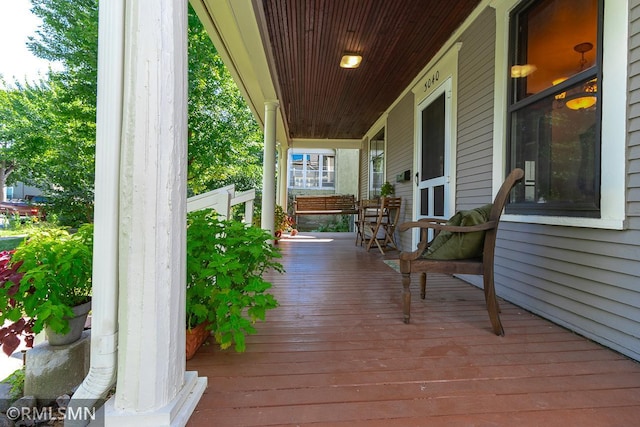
left=186, top=322, right=211, bottom=360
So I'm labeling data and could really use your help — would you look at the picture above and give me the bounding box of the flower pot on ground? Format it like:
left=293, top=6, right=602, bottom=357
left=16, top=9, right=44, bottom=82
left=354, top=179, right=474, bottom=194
left=274, top=204, right=296, bottom=240
left=186, top=321, right=210, bottom=360
left=0, top=224, right=93, bottom=355
left=186, top=209, right=284, bottom=353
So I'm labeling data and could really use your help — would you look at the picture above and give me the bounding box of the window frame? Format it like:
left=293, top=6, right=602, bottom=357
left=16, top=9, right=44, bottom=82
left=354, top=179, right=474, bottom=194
left=491, top=0, right=628, bottom=230
left=369, top=135, right=385, bottom=198
left=287, top=149, right=336, bottom=190
left=505, top=0, right=603, bottom=218
left=366, top=126, right=387, bottom=199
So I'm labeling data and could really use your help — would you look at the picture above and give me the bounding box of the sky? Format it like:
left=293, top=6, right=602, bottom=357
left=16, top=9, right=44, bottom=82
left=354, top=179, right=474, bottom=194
left=0, top=0, right=59, bottom=88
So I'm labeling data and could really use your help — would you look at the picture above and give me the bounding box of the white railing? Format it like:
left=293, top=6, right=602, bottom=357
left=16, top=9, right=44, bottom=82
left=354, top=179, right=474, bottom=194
left=187, top=184, right=256, bottom=225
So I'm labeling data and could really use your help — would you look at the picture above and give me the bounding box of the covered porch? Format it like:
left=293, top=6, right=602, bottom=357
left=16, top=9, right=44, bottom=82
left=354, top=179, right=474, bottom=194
left=82, top=0, right=640, bottom=424
left=186, top=233, right=640, bottom=426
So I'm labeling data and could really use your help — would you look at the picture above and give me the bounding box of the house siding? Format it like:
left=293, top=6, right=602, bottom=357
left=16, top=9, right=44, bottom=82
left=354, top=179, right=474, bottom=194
left=339, top=0, right=639, bottom=363
left=359, top=137, right=369, bottom=199
left=487, top=1, right=640, bottom=361
left=630, top=0, right=640, bottom=223
left=416, top=2, right=640, bottom=361
left=386, top=93, right=415, bottom=251
left=456, top=7, right=496, bottom=211
left=334, top=149, right=359, bottom=197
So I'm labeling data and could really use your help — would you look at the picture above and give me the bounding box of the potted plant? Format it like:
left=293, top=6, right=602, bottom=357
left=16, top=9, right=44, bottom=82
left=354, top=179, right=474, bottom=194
left=0, top=224, right=93, bottom=354
left=186, top=209, right=283, bottom=357
left=274, top=204, right=296, bottom=240
left=380, top=181, right=395, bottom=198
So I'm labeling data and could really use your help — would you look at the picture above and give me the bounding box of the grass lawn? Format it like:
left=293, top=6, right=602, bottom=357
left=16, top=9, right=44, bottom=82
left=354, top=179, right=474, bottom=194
left=0, top=220, right=54, bottom=251
left=0, top=236, right=26, bottom=251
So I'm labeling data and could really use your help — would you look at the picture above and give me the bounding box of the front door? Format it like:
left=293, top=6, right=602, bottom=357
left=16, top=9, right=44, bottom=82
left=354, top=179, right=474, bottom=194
left=416, top=78, right=452, bottom=223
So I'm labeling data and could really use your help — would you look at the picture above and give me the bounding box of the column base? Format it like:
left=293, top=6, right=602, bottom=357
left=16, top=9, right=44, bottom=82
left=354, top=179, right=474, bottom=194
left=102, top=371, right=207, bottom=427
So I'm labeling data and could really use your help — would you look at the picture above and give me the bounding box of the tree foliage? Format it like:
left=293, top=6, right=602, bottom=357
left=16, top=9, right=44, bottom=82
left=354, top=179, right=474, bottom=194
left=28, top=0, right=99, bottom=112
left=0, top=0, right=98, bottom=225
left=0, top=81, right=54, bottom=195
left=0, top=1, right=263, bottom=225
left=187, top=8, right=264, bottom=195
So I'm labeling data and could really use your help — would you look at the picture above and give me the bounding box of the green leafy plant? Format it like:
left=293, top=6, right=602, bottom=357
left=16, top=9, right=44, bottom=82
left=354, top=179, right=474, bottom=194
left=0, top=225, right=93, bottom=355
left=380, top=181, right=395, bottom=197
left=274, top=204, right=295, bottom=235
left=2, top=368, right=25, bottom=400
left=252, top=205, right=296, bottom=238
left=315, top=215, right=350, bottom=232
left=186, top=209, right=283, bottom=352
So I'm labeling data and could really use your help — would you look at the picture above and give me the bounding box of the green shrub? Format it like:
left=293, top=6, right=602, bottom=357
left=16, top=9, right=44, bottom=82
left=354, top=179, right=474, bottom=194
left=0, top=225, right=93, bottom=355
left=186, top=209, right=283, bottom=352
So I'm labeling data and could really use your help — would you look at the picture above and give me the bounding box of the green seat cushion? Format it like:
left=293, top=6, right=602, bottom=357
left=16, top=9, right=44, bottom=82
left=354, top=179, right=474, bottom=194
left=422, top=204, right=492, bottom=260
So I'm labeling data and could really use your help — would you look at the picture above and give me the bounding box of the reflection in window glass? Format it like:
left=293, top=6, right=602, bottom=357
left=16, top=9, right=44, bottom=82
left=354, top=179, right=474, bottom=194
left=512, top=0, right=598, bottom=101
left=369, top=130, right=385, bottom=197
left=510, top=83, right=597, bottom=210
left=508, top=0, right=601, bottom=217
left=322, top=156, right=335, bottom=185
left=288, top=151, right=335, bottom=189
left=420, top=188, right=429, bottom=216
left=421, top=93, right=445, bottom=182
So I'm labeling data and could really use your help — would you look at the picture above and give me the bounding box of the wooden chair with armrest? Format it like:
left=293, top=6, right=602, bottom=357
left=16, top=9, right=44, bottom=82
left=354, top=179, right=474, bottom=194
left=397, top=168, right=524, bottom=336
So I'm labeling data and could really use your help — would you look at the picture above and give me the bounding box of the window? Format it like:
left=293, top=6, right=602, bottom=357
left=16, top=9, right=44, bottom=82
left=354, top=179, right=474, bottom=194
left=288, top=151, right=335, bottom=189
left=369, top=129, right=385, bottom=197
left=506, top=0, right=601, bottom=217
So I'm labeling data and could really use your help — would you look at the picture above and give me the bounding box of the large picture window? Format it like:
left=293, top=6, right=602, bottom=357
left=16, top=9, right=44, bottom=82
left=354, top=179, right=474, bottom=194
left=507, top=0, right=602, bottom=217
left=288, top=150, right=335, bottom=189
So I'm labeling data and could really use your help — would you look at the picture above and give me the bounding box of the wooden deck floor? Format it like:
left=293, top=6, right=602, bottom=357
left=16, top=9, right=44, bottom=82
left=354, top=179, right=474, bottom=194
left=187, top=232, right=640, bottom=426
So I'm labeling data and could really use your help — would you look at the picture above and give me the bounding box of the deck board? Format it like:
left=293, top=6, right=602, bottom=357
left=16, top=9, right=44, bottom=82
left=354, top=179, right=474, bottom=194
left=187, top=232, right=640, bottom=426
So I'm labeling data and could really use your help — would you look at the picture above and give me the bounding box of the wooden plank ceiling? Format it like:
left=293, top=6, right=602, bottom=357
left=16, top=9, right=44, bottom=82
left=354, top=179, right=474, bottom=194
left=260, top=0, right=481, bottom=140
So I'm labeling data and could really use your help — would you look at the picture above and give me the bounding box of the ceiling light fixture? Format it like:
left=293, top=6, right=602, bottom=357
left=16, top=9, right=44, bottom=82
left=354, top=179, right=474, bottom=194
left=565, top=78, right=597, bottom=110
left=565, top=42, right=597, bottom=110
left=340, top=54, right=362, bottom=69
left=552, top=77, right=567, bottom=100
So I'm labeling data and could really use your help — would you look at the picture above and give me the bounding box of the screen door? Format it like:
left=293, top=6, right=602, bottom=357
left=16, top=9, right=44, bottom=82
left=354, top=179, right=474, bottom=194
left=417, top=79, right=452, bottom=221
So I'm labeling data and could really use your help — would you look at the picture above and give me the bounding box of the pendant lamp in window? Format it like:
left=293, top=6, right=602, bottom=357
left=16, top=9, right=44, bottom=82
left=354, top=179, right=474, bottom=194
left=565, top=42, right=597, bottom=110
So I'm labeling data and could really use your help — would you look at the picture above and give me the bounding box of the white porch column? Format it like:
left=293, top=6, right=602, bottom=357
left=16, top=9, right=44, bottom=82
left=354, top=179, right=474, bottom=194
left=261, top=101, right=279, bottom=234
left=64, top=2, right=123, bottom=425
left=103, top=0, right=206, bottom=425
left=277, top=144, right=288, bottom=211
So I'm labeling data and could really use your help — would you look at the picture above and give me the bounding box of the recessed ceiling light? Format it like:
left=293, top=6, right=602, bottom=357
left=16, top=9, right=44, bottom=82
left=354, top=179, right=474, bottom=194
left=340, top=54, right=362, bottom=69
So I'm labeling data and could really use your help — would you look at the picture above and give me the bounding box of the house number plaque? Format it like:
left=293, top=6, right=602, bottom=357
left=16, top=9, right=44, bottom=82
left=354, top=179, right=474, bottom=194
left=423, top=71, right=440, bottom=92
